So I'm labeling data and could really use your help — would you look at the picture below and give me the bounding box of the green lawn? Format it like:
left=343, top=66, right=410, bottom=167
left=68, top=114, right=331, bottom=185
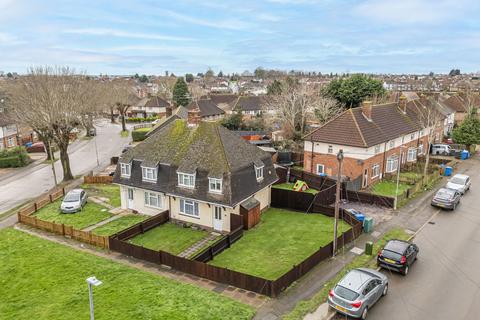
left=0, top=228, right=254, bottom=320
left=209, top=208, right=351, bottom=280
left=81, top=183, right=121, bottom=208
left=272, top=183, right=319, bottom=194
left=120, top=130, right=129, bottom=137
left=92, top=214, right=148, bottom=236
left=33, top=200, right=112, bottom=229
left=371, top=181, right=410, bottom=197
left=400, top=171, right=421, bottom=181
left=135, top=127, right=152, bottom=132
left=284, top=228, right=410, bottom=320
left=129, top=223, right=209, bottom=255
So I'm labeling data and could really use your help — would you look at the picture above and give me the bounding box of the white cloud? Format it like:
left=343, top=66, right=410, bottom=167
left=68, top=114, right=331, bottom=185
left=62, top=28, right=192, bottom=41
left=0, top=32, right=25, bottom=45
left=157, top=9, right=252, bottom=30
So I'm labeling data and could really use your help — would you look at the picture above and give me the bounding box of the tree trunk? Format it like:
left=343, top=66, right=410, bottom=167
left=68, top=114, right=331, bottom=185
left=110, top=107, right=115, bottom=123
left=121, top=114, right=127, bottom=132
left=59, top=145, right=74, bottom=181
left=422, top=150, right=430, bottom=187
left=44, top=139, right=53, bottom=161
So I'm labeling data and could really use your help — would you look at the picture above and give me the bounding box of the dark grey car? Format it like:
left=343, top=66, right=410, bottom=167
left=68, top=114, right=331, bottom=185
left=328, top=268, right=388, bottom=319
left=431, top=187, right=461, bottom=210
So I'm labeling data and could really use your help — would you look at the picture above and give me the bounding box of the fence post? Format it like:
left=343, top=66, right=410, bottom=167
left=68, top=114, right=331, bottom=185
left=34, top=202, right=38, bottom=212
left=62, top=188, right=66, bottom=195
left=49, top=194, right=53, bottom=203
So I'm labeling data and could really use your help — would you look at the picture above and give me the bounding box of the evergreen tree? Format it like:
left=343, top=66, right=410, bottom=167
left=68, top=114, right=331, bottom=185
left=185, top=73, right=194, bottom=83
left=172, top=78, right=191, bottom=107
left=452, top=110, right=480, bottom=149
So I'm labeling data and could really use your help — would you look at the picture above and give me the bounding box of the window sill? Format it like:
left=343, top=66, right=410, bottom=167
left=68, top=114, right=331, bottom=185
left=145, top=204, right=163, bottom=209
left=208, top=190, right=223, bottom=195
left=142, top=179, right=157, bottom=183
left=121, top=175, right=131, bottom=178
left=178, top=184, right=195, bottom=189
left=179, top=212, right=200, bottom=219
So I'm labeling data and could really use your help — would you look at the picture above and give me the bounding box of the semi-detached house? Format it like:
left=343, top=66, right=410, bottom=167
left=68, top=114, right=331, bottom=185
left=113, top=117, right=278, bottom=233
left=303, top=97, right=443, bottom=189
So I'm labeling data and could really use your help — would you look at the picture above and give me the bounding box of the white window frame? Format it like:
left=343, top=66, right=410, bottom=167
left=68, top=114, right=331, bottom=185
left=177, top=172, right=195, bottom=188
left=407, top=148, right=417, bottom=162
left=7, top=136, right=15, bottom=147
left=328, top=145, right=333, bottom=153
left=418, top=144, right=424, bottom=155
left=374, top=145, right=381, bottom=154
left=410, top=133, right=416, bottom=140
left=120, top=163, right=131, bottom=178
left=144, top=191, right=163, bottom=209
left=208, top=178, right=223, bottom=194
left=142, top=167, right=157, bottom=182
left=316, top=164, right=325, bottom=175
left=179, top=198, right=199, bottom=218
left=255, top=165, right=264, bottom=181
left=372, top=164, right=380, bottom=178
left=389, top=140, right=395, bottom=149
left=386, top=156, right=398, bottom=173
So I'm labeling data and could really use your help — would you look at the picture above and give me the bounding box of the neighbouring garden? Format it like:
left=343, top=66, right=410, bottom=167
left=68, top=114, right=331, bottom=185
left=371, top=180, right=410, bottom=197
left=92, top=214, right=148, bottom=236
left=272, top=182, right=319, bottom=194
left=128, top=223, right=210, bottom=255
left=0, top=228, right=254, bottom=320
left=81, top=183, right=121, bottom=208
left=33, top=199, right=112, bottom=229
left=209, top=208, right=350, bottom=280
left=0, top=146, right=30, bottom=168
left=132, top=127, right=152, bottom=141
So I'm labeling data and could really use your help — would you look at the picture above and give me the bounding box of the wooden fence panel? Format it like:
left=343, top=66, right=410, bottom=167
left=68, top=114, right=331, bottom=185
left=83, top=175, right=114, bottom=184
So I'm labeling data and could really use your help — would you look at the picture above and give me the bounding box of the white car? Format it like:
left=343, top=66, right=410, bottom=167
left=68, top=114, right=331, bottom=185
left=60, top=189, right=88, bottom=213
left=446, top=174, right=471, bottom=195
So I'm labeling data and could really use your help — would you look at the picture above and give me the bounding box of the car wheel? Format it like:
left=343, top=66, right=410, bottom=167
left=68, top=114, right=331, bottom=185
left=382, top=284, right=388, bottom=296
left=452, top=203, right=456, bottom=211
left=403, top=265, right=409, bottom=276
left=361, top=307, right=368, bottom=320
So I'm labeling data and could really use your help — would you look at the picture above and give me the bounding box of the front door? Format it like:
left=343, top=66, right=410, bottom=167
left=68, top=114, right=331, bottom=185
left=213, top=206, right=223, bottom=231
left=127, top=188, right=134, bottom=209
left=362, top=168, right=368, bottom=188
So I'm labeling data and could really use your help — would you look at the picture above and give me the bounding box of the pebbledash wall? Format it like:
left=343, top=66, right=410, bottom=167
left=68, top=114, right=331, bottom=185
left=119, top=185, right=272, bottom=233
left=304, top=130, right=431, bottom=188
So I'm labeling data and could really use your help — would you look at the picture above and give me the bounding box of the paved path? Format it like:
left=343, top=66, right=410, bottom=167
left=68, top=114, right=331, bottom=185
left=88, top=196, right=115, bottom=210
left=14, top=224, right=267, bottom=308
left=178, top=232, right=220, bottom=258
left=82, top=214, right=123, bottom=232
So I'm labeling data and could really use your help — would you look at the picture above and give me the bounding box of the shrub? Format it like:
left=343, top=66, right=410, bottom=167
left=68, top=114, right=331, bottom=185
left=132, top=128, right=151, bottom=142
left=126, top=116, right=158, bottom=123
left=0, top=147, right=30, bottom=167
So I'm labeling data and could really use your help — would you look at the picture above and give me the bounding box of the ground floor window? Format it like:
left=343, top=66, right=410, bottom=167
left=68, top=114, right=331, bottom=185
left=316, top=164, right=324, bottom=175
left=372, top=164, right=380, bottom=178
left=418, top=144, right=424, bottom=155
left=7, top=136, right=15, bottom=147
left=386, top=156, right=398, bottom=173
left=407, top=148, right=417, bottom=162
left=144, top=191, right=163, bottom=208
left=180, top=198, right=199, bottom=218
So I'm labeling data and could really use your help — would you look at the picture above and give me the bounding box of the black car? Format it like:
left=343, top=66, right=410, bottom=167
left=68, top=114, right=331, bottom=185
left=377, top=240, right=419, bottom=275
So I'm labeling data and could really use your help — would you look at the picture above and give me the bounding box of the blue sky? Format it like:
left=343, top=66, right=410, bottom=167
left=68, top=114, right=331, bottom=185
left=1, top=0, right=479, bottom=75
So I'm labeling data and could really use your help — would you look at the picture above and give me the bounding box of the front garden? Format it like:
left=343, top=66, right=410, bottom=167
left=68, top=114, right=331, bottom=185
left=81, top=183, right=121, bottom=208
left=128, top=223, right=211, bottom=255
left=272, top=182, right=319, bottom=194
left=371, top=180, right=410, bottom=197
left=92, top=214, right=148, bottom=236
left=209, top=208, right=350, bottom=280
left=0, top=228, right=254, bottom=320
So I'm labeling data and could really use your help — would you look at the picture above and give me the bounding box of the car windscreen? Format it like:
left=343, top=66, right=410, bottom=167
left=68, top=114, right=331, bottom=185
left=64, top=194, right=80, bottom=202
left=436, top=190, right=453, bottom=200
left=450, top=177, right=465, bottom=185
left=334, top=285, right=359, bottom=301
left=381, top=249, right=403, bottom=261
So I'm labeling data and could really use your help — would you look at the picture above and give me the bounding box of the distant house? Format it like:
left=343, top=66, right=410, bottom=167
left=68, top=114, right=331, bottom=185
left=129, top=96, right=171, bottom=118
left=0, top=115, right=18, bottom=150
left=146, top=106, right=188, bottom=137
left=208, top=94, right=239, bottom=114
left=187, top=99, right=225, bottom=121
left=303, top=98, right=443, bottom=189
left=113, top=119, right=278, bottom=232
left=233, top=96, right=265, bottom=116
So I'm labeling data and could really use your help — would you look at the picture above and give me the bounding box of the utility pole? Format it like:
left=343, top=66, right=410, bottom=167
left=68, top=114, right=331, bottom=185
left=333, top=149, right=344, bottom=257
left=94, top=129, right=100, bottom=167
left=394, top=148, right=403, bottom=210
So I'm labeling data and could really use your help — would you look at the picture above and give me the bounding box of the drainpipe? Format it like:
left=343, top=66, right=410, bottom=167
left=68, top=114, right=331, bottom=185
left=381, top=142, right=388, bottom=179
left=310, top=136, right=314, bottom=173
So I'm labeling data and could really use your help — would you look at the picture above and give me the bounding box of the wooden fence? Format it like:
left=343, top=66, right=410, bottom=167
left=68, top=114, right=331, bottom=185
left=192, top=227, right=244, bottom=262
left=17, top=188, right=110, bottom=249
left=83, top=175, right=114, bottom=184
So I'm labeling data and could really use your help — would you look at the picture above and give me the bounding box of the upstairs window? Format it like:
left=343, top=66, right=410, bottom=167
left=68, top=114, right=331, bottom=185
left=410, top=133, right=416, bottom=140
left=120, top=163, right=131, bottom=178
left=142, top=167, right=157, bottom=182
left=407, top=148, right=417, bottom=162
left=389, top=140, right=395, bottom=149
left=328, top=145, right=333, bottom=153
left=374, top=145, right=381, bottom=154
left=209, top=178, right=222, bottom=193
left=178, top=172, right=195, bottom=188
left=255, top=165, right=264, bottom=181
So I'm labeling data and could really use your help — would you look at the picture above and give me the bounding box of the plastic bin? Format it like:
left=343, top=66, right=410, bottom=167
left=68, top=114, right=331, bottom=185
left=365, top=241, right=373, bottom=255
left=444, top=166, right=453, bottom=176
left=354, top=213, right=365, bottom=223
left=461, top=150, right=469, bottom=160
left=363, top=217, right=374, bottom=233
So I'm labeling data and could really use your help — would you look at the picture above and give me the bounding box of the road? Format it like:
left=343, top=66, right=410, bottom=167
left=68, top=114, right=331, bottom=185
left=0, top=120, right=130, bottom=214
left=367, top=162, right=480, bottom=320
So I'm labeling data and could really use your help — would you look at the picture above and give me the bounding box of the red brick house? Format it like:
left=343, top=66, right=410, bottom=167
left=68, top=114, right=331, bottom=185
left=0, top=116, right=18, bottom=150
left=303, top=98, right=443, bottom=189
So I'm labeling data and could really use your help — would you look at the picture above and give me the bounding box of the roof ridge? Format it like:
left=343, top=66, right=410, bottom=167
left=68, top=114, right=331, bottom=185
left=350, top=109, right=367, bottom=147
left=215, top=125, right=231, bottom=173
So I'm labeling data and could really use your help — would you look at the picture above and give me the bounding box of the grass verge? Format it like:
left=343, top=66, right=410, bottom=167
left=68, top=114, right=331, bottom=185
left=0, top=228, right=254, bottom=320
left=92, top=214, right=148, bottom=236
left=283, top=228, right=410, bottom=320
left=371, top=181, right=410, bottom=197
left=120, top=130, right=129, bottom=137
left=209, top=208, right=350, bottom=280
left=128, top=223, right=209, bottom=255
left=272, top=182, right=319, bottom=194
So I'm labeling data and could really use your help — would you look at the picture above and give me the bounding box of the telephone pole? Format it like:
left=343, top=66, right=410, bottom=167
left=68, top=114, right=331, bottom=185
left=333, top=149, right=344, bottom=256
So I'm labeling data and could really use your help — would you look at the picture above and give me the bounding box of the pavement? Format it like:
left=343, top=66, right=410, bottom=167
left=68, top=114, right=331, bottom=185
left=0, top=120, right=131, bottom=216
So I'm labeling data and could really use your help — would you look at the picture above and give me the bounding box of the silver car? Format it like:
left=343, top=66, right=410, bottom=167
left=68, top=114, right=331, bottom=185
left=60, top=189, right=87, bottom=213
left=446, top=174, right=471, bottom=195
left=328, top=268, right=388, bottom=319
left=431, top=187, right=461, bottom=210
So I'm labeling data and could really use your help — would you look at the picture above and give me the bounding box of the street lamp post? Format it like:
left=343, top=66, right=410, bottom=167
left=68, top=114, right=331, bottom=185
left=93, top=127, right=100, bottom=167
left=394, top=146, right=405, bottom=210
left=86, top=276, right=102, bottom=320
left=333, top=149, right=344, bottom=257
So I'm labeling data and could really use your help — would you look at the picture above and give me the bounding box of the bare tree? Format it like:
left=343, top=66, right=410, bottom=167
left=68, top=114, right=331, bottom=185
left=313, top=96, right=343, bottom=125
left=105, top=80, right=139, bottom=132
left=6, top=66, right=97, bottom=181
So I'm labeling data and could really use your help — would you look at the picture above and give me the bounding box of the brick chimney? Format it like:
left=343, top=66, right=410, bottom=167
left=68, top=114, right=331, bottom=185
left=399, top=95, right=407, bottom=113
left=361, top=100, right=373, bottom=121
left=187, top=103, right=201, bottom=126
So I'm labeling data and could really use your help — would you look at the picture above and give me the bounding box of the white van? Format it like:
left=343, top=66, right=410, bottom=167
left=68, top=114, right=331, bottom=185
left=431, top=144, right=451, bottom=155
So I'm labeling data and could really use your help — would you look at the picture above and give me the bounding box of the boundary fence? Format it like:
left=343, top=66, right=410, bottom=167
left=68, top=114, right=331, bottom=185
left=83, top=175, right=114, bottom=184
left=17, top=188, right=110, bottom=248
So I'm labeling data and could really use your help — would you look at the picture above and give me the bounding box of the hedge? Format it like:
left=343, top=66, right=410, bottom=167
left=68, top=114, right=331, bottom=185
left=126, top=116, right=158, bottom=123
left=132, top=128, right=151, bottom=142
left=0, top=146, right=30, bottom=168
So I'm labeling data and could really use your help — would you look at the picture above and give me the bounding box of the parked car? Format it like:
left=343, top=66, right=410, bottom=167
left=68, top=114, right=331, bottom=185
left=328, top=268, right=388, bottom=319
left=26, top=142, right=46, bottom=153
left=431, top=144, right=451, bottom=155
left=431, top=187, right=461, bottom=210
left=60, top=189, right=87, bottom=213
left=446, top=174, right=471, bottom=194
left=377, top=240, right=419, bottom=275
left=88, top=127, right=97, bottom=136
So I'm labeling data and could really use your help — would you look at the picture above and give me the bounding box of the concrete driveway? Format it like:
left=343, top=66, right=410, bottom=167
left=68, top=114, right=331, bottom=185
left=0, top=120, right=130, bottom=215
